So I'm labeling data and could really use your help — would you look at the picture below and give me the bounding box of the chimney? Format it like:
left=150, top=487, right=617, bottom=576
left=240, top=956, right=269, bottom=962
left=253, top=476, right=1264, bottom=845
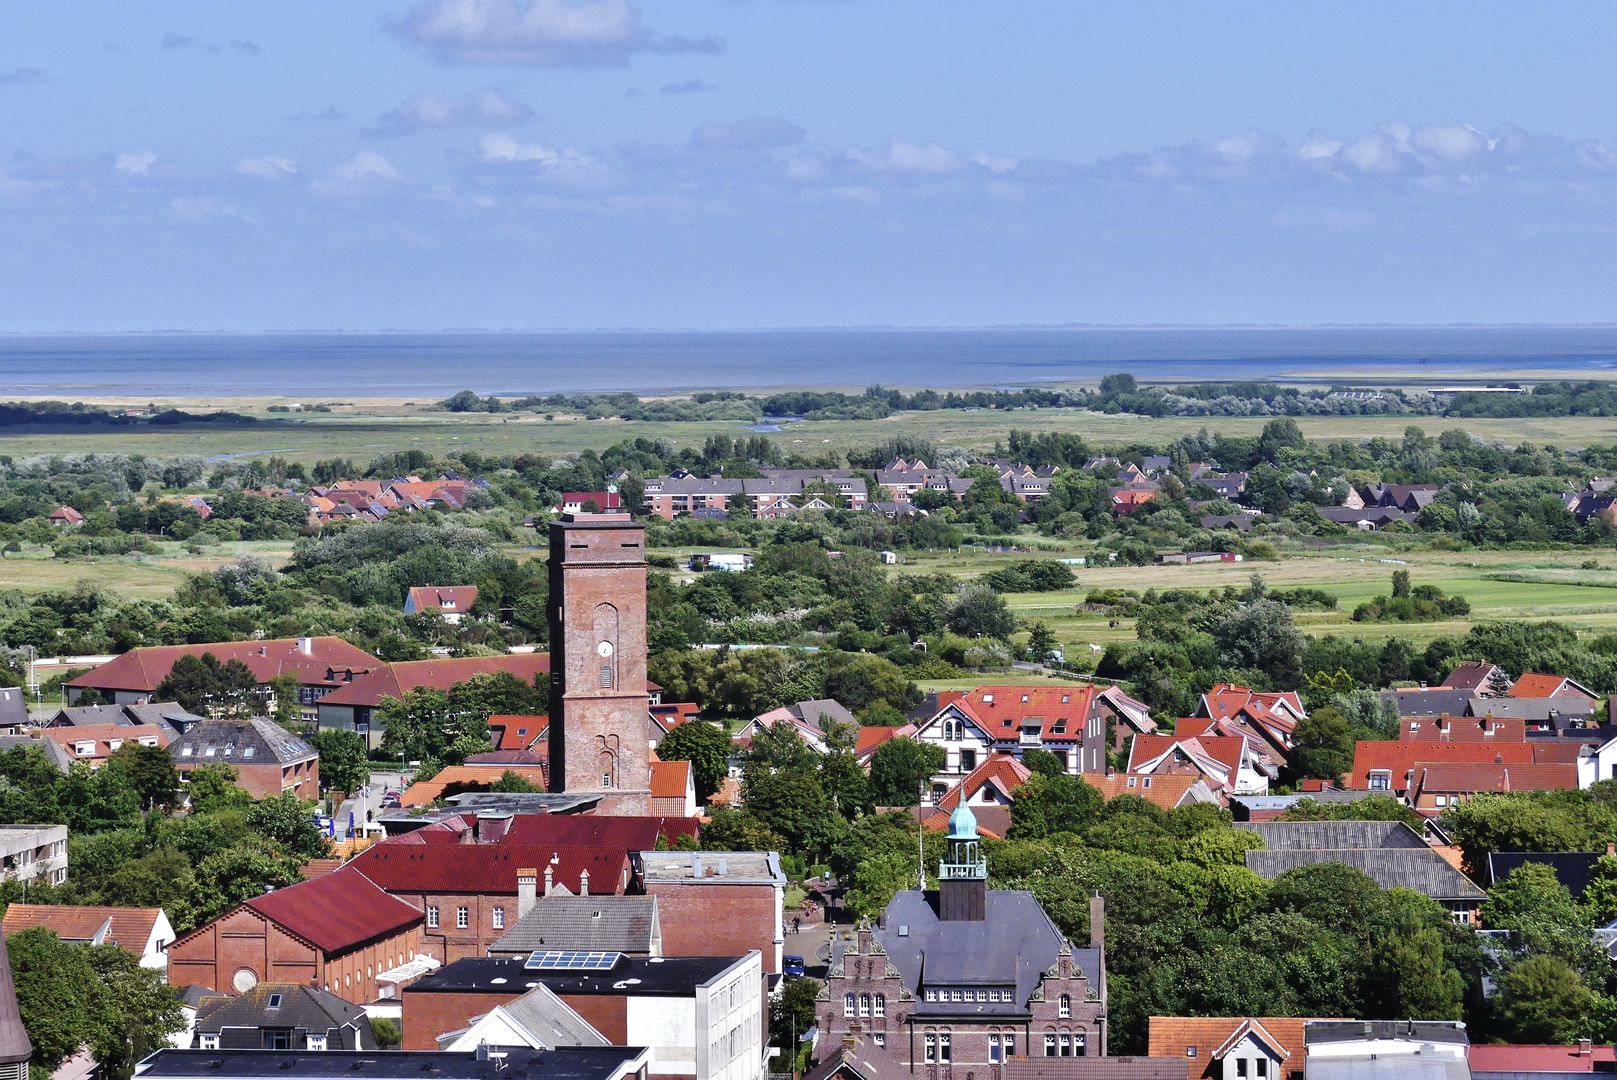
left=1580, top=1039, right=1593, bottom=1057
left=579, top=869, right=590, bottom=894
left=298, top=637, right=314, bottom=656
left=692, top=855, right=703, bottom=878
left=718, top=858, right=728, bottom=876
left=543, top=865, right=554, bottom=897
left=1089, top=893, right=1105, bottom=955
left=517, top=869, right=537, bottom=918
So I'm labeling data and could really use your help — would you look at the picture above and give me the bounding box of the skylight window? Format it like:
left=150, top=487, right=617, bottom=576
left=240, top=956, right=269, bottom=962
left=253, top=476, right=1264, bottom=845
left=525, top=951, right=622, bottom=971
left=266, top=993, right=283, bottom=1010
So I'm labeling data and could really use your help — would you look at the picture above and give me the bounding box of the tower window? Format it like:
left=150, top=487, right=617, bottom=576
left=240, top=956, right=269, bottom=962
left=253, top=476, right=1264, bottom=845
left=601, top=666, right=613, bottom=688
left=603, top=773, right=613, bottom=788
left=874, top=995, right=885, bottom=1018
left=844, top=995, right=856, bottom=1018
left=1059, top=994, right=1071, bottom=1018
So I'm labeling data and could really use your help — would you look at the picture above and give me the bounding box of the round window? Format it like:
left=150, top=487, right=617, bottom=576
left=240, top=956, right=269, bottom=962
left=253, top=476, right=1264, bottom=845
left=232, top=968, right=259, bottom=993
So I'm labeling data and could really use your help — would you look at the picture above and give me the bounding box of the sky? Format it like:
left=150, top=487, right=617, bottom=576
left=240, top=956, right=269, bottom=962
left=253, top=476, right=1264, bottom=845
left=4, top=1, right=1617, bottom=331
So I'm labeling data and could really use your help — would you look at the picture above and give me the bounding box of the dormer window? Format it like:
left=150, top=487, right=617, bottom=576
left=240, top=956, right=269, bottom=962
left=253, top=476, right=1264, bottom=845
left=982, top=695, right=994, bottom=703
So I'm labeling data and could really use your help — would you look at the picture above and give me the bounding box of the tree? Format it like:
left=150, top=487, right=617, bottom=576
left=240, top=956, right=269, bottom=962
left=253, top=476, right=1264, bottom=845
left=945, top=582, right=1017, bottom=640
left=868, top=737, right=945, bottom=807
left=1289, top=706, right=1353, bottom=783
left=1582, top=855, right=1617, bottom=925
left=245, top=792, right=330, bottom=858
left=819, top=750, right=872, bottom=819
left=1498, top=955, right=1592, bottom=1043
left=1365, top=888, right=1465, bottom=1021
left=105, top=744, right=179, bottom=810
left=1008, top=773, right=1104, bottom=839
left=1263, top=862, right=1385, bottom=935
left=769, top=977, right=821, bottom=1071
left=1025, top=621, right=1058, bottom=661
left=1212, top=599, right=1306, bottom=686
left=742, top=769, right=843, bottom=857
left=698, top=806, right=785, bottom=852
left=154, top=653, right=263, bottom=717
left=183, top=762, right=251, bottom=814
left=307, top=729, right=370, bottom=797
left=1022, top=748, right=1066, bottom=778
left=491, top=769, right=539, bottom=792
left=655, top=721, right=731, bottom=802
left=178, top=843, right=305, bottom=932
left=1442, top=794, right=1597, bottom=877
left=83, top=944, right=185, bottom=1079
left=1391, top=570, right=1412, bottom=598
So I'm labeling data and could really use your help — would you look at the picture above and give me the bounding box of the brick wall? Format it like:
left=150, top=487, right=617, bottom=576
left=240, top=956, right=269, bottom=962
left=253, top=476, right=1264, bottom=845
left=393, top=893, right=521, bottom=965
left=177, top=757, right=319, bottom=801
left=404, top=989, right=521, bottom=1051
left=646, top=883, right=780, bottom=973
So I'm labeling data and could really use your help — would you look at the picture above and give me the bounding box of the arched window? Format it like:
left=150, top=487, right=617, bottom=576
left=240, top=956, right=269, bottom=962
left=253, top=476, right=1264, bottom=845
left=874, top=994, right=885, bottom=1018
left=1058, top=993, right=1071, bottom=1018
left=844, top=994, right=856, bottom=1018
left=859, top=994, right=871, bottom=1018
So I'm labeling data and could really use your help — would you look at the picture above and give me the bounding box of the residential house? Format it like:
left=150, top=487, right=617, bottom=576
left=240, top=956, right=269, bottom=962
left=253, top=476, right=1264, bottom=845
left=648, top=704, right=703, bottom=751
left=1088, top=773, right=1219, bottom=811
left=135, top=1046, right=652, bottom=1080
left=1507, top=673, right=1600, bottom=703
left=1147, top=1016, right=1312, bottom=1080
left=650, top=758, right=697, bottom=817
left=912, top=685, right=1114, bottom=795
left=169, top=718, right=319, bottom=800
left=1468, top=698, right=1599, bottom=726
left=0, top=904, right=173, bottom=974
left=48, top=506, right=84, bottom=525
left=346, top=841, right=634, bottom=963
left=400, top=764, right=551, bottom=806
left=0, top=689, right=25, bottom=736
left=1128, top=734, right=1274, bottom=801
left=816, top=807, right=1108, bottom=1065
left=433, top=983, right=610, bottom=1052
left=1316, top=507, right=1416, bottom=530
left=1368, top=485, right=1442, bottom=513
left=1192, top=685, right=1306, bottom=767
left=736, top=699, right=861, bottom=754
left=190, top=983, right=376, bottom=1050
left=0, top=826, right=66, bottom=886
left=1381, top=688, right=1476, bottom=718
left=638, top=851, right=787, bottom=974
left=40, top=721, right=170, bottom=767
left=65, top=637, right=379, bottom=718
left=315, top=653, right=551, bottom=749
left=557, top=492, right=622, bottom=514
left=1205, top=474, right=1248, bottom=499
left=1400, top=716, right=1528, bottom=741
left=167, top=868, right=426, bottom=1003
left=487, top=895, right=661, bottom=959
left=854, top=724, right=917, bottom=769
left=43, top=701, right=204, bottom=739
left=1442, top=661, right=1509, bottom=695
left=405, top=586, right=480, bottom=626
left=402, top=950, right=765, bottom=1080
left=1486, top=851, right=1615, bottom=898
left=917, top=754, right=1032, bottom=838
left=1110, top=486, right=1158, bottom=517
left=0, top=735, right=72, bottom=771
left=1234, top=821, right=1486, bottom=922
left=488, top=713, right=548, bottom=753
left=1349, top=738, right=1583, bottom=801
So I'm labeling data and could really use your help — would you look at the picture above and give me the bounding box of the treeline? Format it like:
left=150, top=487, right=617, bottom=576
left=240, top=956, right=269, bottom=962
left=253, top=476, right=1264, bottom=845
left=0, top=401, right=257, bottom=427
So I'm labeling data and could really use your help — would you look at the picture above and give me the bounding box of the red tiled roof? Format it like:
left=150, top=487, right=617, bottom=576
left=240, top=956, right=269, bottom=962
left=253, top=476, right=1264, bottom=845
left=1468, top=1044, right=1616, bottom=1072
left=400, top=765, right=549, bottom=806
left=1441, top=661, right=1501, bottom=692
left=500, top=815, right=698, bottom=849
left=486, top=714, right=546, bottom=751
left=49, top=506, right=84, bottom=523
left=40, top=723, right=170, bottom=761
left=1400, top=716, right=1527, bottom=741
left=67, top=637, right=379, bottom=693
left=1088, top=772, right=1207, bottom=811
left=650, top=759, right=691, bottom=799
left=300, top=858, right=344, bottom=880
left=244, top=869, right=423, bottom=955
left=1148, top=1017, right=1313, bottom=1079
left=1509, top=673, right=1599, bottom=700
left=406, top=586, right=479, bottom=613
left=948, top=685, right=1098, bottom=742
left=351, top=843, right=628, bottom=895
left=1350, top=740, right=1539, bottom=791
left=932, top=754, right=1031, bottom=812
left=464, top=749, right=547, bottom=766
left=318, top=654, right=552, bottom=707
left=854, top=724, right=915, bottom=758
left=649, top=703, right=702, bottom=733
left=1416, top=761, right=1578, bottom=794
left=0, top=904, right=162, bottom=954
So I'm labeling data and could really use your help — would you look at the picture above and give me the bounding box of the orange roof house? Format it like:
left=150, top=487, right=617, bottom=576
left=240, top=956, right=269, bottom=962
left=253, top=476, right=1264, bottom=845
left=1088, top=772, right=1218, bottom=811
left=1399, top=715, right=1527, bottom=741
left=1, top=904, right=174, bottom=972
left=649, top=758, right=697, bottom=817
left=40, top=723, right=170, bottom=767
left=1349, top=740, right=1547, bottom=795
left=1441, top=660, right=1508, bottom=694
left=919, top=754, right=1031, bottom=838
left=1192, top=684, right=1306, bottom=764
left=853, top=723, right=916, bottom=764
left=1148, top=1016, right=1316, bottom=1080
left=400, top=764, right=550, bottom=806
left=48, top=506, right=84, bottom=525
left=1507, top=673, right=1600, bottom=702
left=404, top=586, right=479, bottom=624
left=1128, top=733, right=1273, bottom=802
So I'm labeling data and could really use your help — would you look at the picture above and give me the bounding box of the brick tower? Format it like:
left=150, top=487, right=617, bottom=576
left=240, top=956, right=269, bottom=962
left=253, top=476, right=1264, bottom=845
left=546, top=511, right=650, bottom=814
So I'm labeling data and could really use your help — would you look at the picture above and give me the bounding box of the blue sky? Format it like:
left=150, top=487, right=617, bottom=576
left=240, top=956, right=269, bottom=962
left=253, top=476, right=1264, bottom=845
left=4, top=1, right=1617, bottom=330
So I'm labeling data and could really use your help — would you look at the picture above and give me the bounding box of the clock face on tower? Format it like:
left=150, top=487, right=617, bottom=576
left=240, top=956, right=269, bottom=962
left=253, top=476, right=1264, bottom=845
left=597, top=641, right=614, bottom=658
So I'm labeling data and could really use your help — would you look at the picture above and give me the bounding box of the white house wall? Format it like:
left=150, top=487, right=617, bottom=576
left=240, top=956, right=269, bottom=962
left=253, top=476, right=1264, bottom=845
left=628, top=996, right=696, bottom=1075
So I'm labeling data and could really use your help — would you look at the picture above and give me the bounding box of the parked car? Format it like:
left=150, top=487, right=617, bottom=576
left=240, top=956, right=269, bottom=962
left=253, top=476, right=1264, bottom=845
left=783, top=956, right=805, bottom=978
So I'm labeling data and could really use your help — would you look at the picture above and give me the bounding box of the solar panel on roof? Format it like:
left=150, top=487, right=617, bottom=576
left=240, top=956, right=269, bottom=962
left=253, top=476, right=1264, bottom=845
left=525, top=950, right=622, bottom=971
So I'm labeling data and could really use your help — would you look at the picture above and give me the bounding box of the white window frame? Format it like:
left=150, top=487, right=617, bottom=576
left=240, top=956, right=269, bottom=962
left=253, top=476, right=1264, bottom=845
left=456, top=906, right=470, bottom=929
left=844, top=994, right=856, bottom=1018
left=873, top=994, right=885, bottom=1018
left=492, top=907, right=505, bottom=929
left=426, top=906, right=439, bottom=928
left=200, top=1034, right=220, bottom=1050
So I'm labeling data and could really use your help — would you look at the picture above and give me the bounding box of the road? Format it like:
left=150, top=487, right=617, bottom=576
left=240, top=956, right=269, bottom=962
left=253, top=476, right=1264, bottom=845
left=333, top=769, right=409, bottom=839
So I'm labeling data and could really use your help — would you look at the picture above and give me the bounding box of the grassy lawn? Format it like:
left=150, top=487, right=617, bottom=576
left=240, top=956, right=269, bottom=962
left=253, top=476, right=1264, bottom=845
left=0, top=540, right=295, bottom=600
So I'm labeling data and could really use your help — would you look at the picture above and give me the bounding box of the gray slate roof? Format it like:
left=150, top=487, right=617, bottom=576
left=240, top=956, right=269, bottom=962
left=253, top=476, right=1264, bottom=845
left=194, top=983, right=372, bottom=1050
left=51, top=702, right=205, bottom=739
left=1244, top=848, right=1486, bottom=901
left=169, top=718, right=315, bottom=766
left=0, top=688, right=24, bottom=732
left=1380, top=688, right=1475, bottom=718
left=873, top=889, right=1097, bottom=1007
left=1234, top=820, right=1427, bottom=850
left=1469, top=698, right=1597, bottom=721
left=790, top=699, right=860, bottom=730
left=483, top=985, right=610, bottom=1049
left=488, top=896, right=659, bottom=956
left=0, top=734, right=73, bottom=772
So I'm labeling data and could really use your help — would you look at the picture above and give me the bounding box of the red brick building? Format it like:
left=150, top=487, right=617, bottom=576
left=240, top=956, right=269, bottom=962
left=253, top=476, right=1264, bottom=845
left=346, top=838, right=634, bottom=964
left=640, top=850, right=787, bottom=974
left=167, top=869, right=424, bottom=1003
left=547, top=511, right=652, bottom=815
left=169, top=718, right=320, bottom=800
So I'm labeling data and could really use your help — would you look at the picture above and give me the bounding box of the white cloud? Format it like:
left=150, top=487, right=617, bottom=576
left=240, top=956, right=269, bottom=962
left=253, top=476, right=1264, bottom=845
left=372, top=87, right=532, bottom=134
left=974, top=153, right=1019, bottom=174
left=1409, top=123, right=1489, bottom=163
left=391, top=0, right=716, bottom=66
left=237, top=156, right=297, bottom=178
left=690, top=115, right=803, bottom=151
left=335, top=151, right=404, bottom=181
left=848, top=139, right=963, bottom=174
left=114, top=151, right=158, bottom=176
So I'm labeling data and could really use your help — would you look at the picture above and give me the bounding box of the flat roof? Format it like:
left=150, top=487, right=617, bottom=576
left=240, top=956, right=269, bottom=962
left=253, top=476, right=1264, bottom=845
left=637, top=851, right=786, bottom=885
left=133, top=1047, right=648, bottom=1080
left=407, top=954, right=749, bottom=997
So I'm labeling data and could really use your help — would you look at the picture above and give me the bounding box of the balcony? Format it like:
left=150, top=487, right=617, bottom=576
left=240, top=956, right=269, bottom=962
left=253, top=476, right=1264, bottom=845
left=939, top=859, right=987, bottom=880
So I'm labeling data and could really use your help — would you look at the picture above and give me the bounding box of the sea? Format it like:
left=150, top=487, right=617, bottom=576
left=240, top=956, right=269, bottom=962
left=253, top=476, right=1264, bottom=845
left=2, top=326, right=1617, bottom=398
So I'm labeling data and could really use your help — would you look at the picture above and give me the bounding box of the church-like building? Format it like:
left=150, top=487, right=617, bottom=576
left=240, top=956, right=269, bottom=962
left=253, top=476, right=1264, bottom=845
left=815, top=805, right=1108, bottom=1076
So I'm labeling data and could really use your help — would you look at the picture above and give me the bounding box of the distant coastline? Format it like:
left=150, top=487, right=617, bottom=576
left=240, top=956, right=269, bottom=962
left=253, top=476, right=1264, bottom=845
left=1, top=326, right=1615, bottom=398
